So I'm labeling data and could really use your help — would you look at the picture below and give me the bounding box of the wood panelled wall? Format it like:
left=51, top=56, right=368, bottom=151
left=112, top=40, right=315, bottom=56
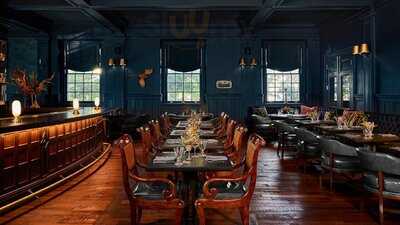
left=321, top=0, right=400, bottom=115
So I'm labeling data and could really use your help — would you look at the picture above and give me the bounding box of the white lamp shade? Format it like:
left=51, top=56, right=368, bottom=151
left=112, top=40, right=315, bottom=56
left=94, top=97, right=100, bottom=107
left=12, top=100, right=22, bottom=118
left=72, top=98, right=80, bottom=110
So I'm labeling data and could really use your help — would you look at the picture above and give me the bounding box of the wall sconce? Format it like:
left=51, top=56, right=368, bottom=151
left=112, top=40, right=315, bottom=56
left=360, top=43, right=369, bottom=55
left=12, top=100, right=22, bottom=122
left=72, top=98, right=80, bottom=115
left=239, top=57, right=246, bottom=68
left=108, top=58, right=115, bottom=67
left=94, top=97, right=100, bottom=111
left=250, top=57, right=257, bottom=67
left=352, top=43, right=369, bottom=56
left=239, top=46, right=257, bottom=69
left=352, top=45, right=360, bottom=55
left=107, top=57, right=127, bottom=68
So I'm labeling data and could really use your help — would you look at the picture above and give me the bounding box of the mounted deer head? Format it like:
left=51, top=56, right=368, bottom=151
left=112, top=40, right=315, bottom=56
left=138, top=68, right=153, bottom=88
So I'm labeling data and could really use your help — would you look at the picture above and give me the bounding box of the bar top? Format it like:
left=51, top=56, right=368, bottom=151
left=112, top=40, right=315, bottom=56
left=0, top=107, right=118, bottom=133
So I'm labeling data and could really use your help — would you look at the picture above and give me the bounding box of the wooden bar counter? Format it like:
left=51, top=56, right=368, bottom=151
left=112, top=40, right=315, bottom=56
left=0, top=107, right=116, bottom=212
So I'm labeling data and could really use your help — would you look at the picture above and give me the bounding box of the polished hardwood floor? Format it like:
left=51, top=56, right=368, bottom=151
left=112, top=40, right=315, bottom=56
left=4, top=143, right=399, bottom=225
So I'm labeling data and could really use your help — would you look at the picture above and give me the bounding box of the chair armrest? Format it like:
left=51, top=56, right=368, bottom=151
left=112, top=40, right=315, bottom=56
left=128, top=171, right=177, bottom=200
left=202, top=171, right=251, bottom=199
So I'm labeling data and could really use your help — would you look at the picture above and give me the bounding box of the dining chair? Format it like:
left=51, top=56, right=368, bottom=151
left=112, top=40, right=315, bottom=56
left=148, top=120, right=166, bottom=146
left=357, top=150, right=400, bottom=225
left=117, top=134, right=184, bottom=225
left=294, top=128, right=321, bottom=173
left=219, top=119, right=237, bottom=142
left=274, top=120, right=298, bottom=159
left=195, top=134, right=266, bottom=225
left=205, top=126, right=249, bottom=180
left=159, top=113, right=172, bottom=136
left=319, top=138, right=363, bottom=191
left=214, top=114, right=229, bottom=137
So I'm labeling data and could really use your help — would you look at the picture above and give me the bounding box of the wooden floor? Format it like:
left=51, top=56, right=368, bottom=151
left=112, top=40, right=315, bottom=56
left=4, top=144, right=400, bottom=225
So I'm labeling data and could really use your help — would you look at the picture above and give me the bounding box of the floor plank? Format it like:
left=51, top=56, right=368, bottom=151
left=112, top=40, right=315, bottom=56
left=4, top=144, right=399, bottom=225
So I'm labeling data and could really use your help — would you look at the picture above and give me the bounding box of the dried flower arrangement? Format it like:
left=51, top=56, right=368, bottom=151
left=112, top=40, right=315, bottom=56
left=12, top=69, right=54, bottom=109
left=341, top=111, right=367, bottom=128
left=307, top=109, right=320, bottom=121
left=361, top=121, right=375, bottom=137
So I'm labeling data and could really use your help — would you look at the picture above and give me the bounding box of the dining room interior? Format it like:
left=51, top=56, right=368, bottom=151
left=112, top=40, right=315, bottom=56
left=1, top=0, right=400, bottom=225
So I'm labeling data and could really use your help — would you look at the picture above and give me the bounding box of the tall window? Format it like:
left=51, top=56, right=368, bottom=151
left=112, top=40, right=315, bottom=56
left=167, top=69, right=200, bottom=102
left=266, top=68, right=300, bottom=102
left=67, top=69, right=100, bottom=102
left=264, top=41, right=303, bottom=103
left=162, top=40, right=203, bottom=103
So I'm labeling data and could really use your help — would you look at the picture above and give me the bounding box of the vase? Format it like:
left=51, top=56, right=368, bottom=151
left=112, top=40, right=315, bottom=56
left=30, top=94, right=40, bottom=109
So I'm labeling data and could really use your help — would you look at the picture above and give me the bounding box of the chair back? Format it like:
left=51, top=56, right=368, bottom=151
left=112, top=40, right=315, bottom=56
left=137, top=126, right=152, bottom=152
left=149, top=120, right=163, bottom=143
left=295, top=128, right=319, bottom=144
left=320, top=138, right=359, bottom=157
left=358, top=150, right=400, bottom=176
left=233, top=126, right=247, bottom=152
left=159, top=114, right=171, bottom=135
left=117, top=134, right=137, bottom=200
left=224, top=119, right=237, bottom=143
left=243, top=134, right=266, bottom=200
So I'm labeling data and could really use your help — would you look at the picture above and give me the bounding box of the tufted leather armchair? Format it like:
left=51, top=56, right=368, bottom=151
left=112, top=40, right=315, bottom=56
left=357, top=150, right=400, bottom=224
left=319, top=138, right=363, bottom=191
left=246, top=105, right=276, bottom=141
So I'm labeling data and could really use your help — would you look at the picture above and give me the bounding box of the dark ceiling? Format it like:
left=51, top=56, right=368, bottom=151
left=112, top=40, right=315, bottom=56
left=3, top=0, right=373, bottom=36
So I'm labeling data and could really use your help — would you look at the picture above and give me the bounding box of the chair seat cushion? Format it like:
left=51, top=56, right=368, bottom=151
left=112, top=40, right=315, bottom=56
left=321, top=154, right=361, bottom=170
left=130, top=182, right=169, bottom=200
left=204, top=182, right=246, bottom=200
left=363, top=172, right=400, bottom=195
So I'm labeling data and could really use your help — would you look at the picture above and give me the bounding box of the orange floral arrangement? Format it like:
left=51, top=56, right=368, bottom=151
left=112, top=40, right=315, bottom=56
left=341, top=111, right=367, bottom=127
left=12, top=69, right=54, bottom=108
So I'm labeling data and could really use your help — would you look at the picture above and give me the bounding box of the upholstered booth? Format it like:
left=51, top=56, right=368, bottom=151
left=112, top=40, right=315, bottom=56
left=246, top=105, right=276, bottom=140
left=319, top=138, right=362, bottom=191
left=358, top=150, right=400, bottom=224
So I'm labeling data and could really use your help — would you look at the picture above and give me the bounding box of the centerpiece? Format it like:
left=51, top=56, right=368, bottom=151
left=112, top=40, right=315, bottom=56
left=12, top=69, right=54, bottom=109
left=341, top=111, right=367, bottom=128
left=307, top=109, right=320, bottom=122
left=361, top=121, right=375, bottom=138
left=179, top=113, right=204, bottom=164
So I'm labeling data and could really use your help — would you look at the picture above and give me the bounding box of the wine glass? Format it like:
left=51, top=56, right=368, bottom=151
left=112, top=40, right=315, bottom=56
left=199, top=140, right=206, bottom=156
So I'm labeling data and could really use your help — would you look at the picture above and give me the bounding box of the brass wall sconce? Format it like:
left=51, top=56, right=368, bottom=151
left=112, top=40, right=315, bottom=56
left=108, top=58, right=127, bottom=67
left=239, top=46, right=257, bottom=68
left=352, top=43, right=370, bottom=55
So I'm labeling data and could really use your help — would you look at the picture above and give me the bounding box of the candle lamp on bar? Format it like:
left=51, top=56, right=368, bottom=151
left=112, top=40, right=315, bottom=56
left=72, top=98, right=80, bottom=115
left=94, top=97, right=100, bottom=111
left=12, top=100, right=22, bottom=122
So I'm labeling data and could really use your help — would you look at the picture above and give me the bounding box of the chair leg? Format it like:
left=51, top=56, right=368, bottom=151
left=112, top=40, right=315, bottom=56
left=329, top=170, right=334, bottom=192
left=136, top=207, right=142, bottom=224
left=130, top=204, right=137, bottom=225
left=175, top=208, right=183, bottom=225
left=195, top=203, right=206, bottom=225
left=239, top=206, right=250, bottom=225
left=319, top=174, right=323, bottom=189
left=379, top=195, right=384, bottom=225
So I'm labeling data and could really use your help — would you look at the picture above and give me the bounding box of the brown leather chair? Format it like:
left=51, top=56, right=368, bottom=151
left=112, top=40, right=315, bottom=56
left=117, top=134, right=184, bottom=225
left=195, top=134, right=266, bottom=225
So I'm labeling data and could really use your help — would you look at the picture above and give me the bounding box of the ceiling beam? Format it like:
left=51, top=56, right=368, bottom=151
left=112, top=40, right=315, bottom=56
left=9, top=5, right=258, bottom=12
left=0, top=8, right=51, bottom=33
left=63, top=0, right=123, bottom=34
left=250, top=0, right=286, bottom=28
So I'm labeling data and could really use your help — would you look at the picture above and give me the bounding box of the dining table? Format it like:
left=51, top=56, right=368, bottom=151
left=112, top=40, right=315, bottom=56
left=336, top=133, right=400, bottom=151
left=169, top=129, right=218, bottom=138
left=316, top=125, right=363, bottom=135
left=175, top=120, right=215, bottom=130
left=294, top=119, right=336, bottom=127
left=147, top=145, right=233, bottom=225
left=161, top=138, right=225, bottom=151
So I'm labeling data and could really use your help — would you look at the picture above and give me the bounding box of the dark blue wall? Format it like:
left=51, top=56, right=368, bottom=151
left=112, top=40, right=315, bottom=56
left=6, top=27, right=321, bottom=120
left=321, top=0, right=400, bottom=115
left=99, top=27, right=321, bottom=120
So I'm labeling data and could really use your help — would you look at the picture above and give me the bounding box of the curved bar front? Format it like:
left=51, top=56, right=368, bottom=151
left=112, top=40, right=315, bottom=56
left=0, top=108, right=117, bottom=212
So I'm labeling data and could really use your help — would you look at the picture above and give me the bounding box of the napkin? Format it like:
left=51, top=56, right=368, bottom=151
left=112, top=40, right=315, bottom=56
left=206, top=155, right=228, bottom=161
